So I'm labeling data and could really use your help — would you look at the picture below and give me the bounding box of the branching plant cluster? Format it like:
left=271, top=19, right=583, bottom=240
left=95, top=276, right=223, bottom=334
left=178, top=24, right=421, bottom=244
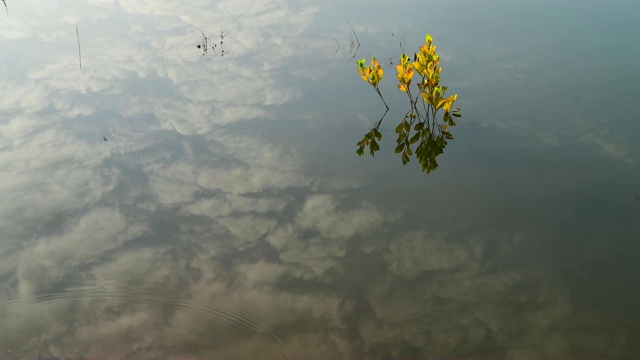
left=356, top=34, right=461, bottom=174
left=197, top=29, right=226, bottom=59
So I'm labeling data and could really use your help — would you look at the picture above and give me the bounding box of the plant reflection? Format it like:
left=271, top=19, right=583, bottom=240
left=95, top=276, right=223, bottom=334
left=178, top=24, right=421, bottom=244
left=196, top=28, right=226, bottom=60
left=355, top=34, right=462, bottom=174
left=346, top=21, right=361, bottom=64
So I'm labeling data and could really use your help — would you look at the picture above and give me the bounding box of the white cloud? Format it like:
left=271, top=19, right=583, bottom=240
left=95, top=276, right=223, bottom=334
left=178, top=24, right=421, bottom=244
left=295, top=194, right=386, bottom=240
left=386, top=230, right=484, bottom=277
left=146, top=162, right=200, bottom=205
left=92, top=247, right=177, bottom=287
left=17, top=207, right=148, bottom=294
left=0, top=81, right=50, bottom=114
left=184, top=193, right=288, bottom=218
left=0, top=127, right=119, bottom=269
left=262, top=193, right=393, bottom=278
left=579, top=131, right=635, bottom=163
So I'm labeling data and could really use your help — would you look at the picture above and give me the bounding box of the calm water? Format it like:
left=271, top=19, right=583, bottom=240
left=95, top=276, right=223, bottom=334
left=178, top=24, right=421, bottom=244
left=1, top=0, right=639, bottom=358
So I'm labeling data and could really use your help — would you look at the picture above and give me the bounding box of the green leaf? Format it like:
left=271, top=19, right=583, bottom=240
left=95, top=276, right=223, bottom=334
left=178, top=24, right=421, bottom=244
left=401, top=152, right=410, bottom=164
left=373, top=129, right=382, bottom=141
left=409, top=131, right=421, bottom=144
left=403, top=121, right=410, bottom=131
left=425, top=34, right=433, bottom=44
left=395, top=123, right=404, bottom=134
left=395, top=144, right=405, bottom=153
left=452, top=111, right=461, bottom=117
left=414, top=122, right=424, bottom=131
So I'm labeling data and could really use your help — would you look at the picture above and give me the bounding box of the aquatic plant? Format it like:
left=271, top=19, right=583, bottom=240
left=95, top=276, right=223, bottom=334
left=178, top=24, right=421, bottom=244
left=356, top=34, right=461, bottom=174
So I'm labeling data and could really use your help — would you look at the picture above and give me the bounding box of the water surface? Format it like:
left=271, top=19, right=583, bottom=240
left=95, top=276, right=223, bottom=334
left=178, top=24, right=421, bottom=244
left=1, top=0, right=639, bottom=358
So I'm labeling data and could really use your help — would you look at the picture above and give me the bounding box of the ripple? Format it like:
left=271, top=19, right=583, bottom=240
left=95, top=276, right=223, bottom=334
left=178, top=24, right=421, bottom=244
left=584, top=242, right=618, bottom=258
left=0, top=281, right=290, bottom=359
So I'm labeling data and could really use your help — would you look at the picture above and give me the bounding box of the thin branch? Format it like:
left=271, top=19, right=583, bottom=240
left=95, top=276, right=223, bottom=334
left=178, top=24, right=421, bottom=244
left=347, top=21, right=360, bottom=64
left=76, top=23, right=81, bottom=69
left=374, top=87, right=389, bottom=110
left=373, top=108, right=389, bottom=130
left=196, top=27, right=209, bottom=60
left=333, top=38, right=340, bottom=54
left=2, top=0, right=7, bottom=16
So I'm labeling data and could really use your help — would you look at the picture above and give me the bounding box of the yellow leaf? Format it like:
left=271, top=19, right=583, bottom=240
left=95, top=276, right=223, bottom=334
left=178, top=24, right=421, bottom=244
left=357, top=69, right=368, bottom=82
left=421, top=91, right=430, bottom=104
left=443, top=94, right=457, bottom=112
left=405, top=67, right=414, bottom=80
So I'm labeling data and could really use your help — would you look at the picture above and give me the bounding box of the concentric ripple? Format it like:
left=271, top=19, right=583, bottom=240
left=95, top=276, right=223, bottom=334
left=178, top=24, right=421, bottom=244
left=0, top=280, right=291, bottom=359
left=584, top=242, right=618, bottom=259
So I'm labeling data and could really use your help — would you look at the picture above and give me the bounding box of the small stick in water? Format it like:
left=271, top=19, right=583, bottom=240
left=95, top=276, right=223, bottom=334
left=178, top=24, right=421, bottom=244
left=76, top=23, right=82, bottom=69
left=347, top=21, right=360, bottom=64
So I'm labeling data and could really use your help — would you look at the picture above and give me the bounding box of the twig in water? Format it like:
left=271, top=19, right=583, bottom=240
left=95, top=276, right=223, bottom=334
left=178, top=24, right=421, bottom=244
left=218, top=30, right=226, bottom=57
left=76, top=23, right=82, bottom=69
left=196, top=28, right=226, bottom=59
left=197, top=27, right=209, bottom=60
left=347, top=21, right=360, bottom=64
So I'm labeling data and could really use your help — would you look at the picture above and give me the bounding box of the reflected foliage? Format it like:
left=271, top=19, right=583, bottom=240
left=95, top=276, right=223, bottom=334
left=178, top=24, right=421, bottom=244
left=356, top=34, right=461, bottom=173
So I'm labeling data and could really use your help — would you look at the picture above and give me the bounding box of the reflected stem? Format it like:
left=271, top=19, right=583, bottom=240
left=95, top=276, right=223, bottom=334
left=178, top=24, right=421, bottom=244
left=373, top=108, right=389, bottom=130
left=347, top=21, right=361, bottom=64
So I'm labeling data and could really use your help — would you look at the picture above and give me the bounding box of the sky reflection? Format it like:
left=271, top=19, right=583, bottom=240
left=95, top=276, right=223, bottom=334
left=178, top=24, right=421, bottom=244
left=1, top=0, right=640, bottom=359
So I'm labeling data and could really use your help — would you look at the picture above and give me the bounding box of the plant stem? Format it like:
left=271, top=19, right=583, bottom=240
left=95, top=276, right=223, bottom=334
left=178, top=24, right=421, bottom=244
left=374, top=87, right=389, bottom=110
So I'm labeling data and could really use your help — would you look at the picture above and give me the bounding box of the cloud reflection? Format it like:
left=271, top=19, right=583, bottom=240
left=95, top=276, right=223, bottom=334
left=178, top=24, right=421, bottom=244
left=0, top=0, right=638, bottom=358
